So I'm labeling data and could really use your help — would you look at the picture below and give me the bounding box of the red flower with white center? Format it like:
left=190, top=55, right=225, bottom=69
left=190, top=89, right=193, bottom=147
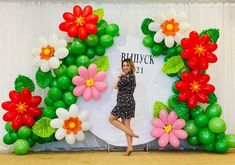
left=181, top=31, right=218, bottom=70
left=2, top=88, right=42, bottom=129
left=175, top=69, right=215, bottom=109
left=59, top=5, right=98, bottom=40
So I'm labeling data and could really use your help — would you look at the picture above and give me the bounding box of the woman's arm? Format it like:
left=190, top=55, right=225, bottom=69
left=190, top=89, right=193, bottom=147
left=114, top=77, right=121, bottom=89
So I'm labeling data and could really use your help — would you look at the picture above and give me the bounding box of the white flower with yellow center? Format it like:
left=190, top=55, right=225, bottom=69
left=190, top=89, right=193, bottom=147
left=32, top=34, right=69, bottom=72
left=148, top=8, right=190, bottom=48
left=50, top=104, right=91, bottom=145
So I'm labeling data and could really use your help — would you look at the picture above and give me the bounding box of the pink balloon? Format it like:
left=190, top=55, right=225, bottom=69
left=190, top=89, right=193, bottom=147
left=73, top=85, right=86, bottom=96
left=91, top=87, right=101, bottom=100
left=158, top=133, right=169, bottom=148
left=169, top=132, right=180, bottom=148
left=151, top=128, right=165, bottom=138
left=88, top=64, right=97, bottom=78
left=72, top=76, right=85, bottom=86
left=94, top=82, right=107, bottom=92
left=159, top=109, right=168, bottom=125
left=78, top=66, right=89, bottom=79
left=172, top=130, right=188, bottom=140
left=83, top=87, right=92, bottom=101
left=94, top=72, right=106, bottom=82
left=168, top=111, right=178, bottom=125
left=172, top=119, right=186, bottom=130
left=151, top=118, right=165, bottom=128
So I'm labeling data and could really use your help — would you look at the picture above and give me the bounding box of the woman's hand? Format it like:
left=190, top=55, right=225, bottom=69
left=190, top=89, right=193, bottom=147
left=118, top=72, right=126, bottom=78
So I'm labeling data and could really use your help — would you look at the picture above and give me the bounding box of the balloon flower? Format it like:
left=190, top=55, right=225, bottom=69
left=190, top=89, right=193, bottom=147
left=148, top=8, right=190, bottom=48
left=72, top=64, right=108, bottom=101
left=181, top=31, right=218, bottom=70
left=32, top=34, right=69, bottom=72
left=175, top=68, right=215, bottom=108
left=50, top=104, right=91, bottom=145
left=59, top=5, right=98, bottom=40
left=2, top=88, right=42, bottom=129
left=151, top=109, right=188, bottom=148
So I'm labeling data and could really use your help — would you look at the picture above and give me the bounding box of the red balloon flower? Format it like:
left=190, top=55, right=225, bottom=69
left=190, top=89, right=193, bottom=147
left=181, top=31, right=218, bottom=70
left=2, top=88, right=42, bottom=130
left=175, top=69, right=215, bottom=109
left=59, top=5, right=98, bottom=40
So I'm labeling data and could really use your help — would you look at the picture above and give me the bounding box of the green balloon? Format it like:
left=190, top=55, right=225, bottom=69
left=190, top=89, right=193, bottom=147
left=172, top=81, right=179, bottom=94
left=97, top=25, right=106, bottom=37
left=42, top=134, right=56, bottom=143
left=48, top=87, right=63, bottom=101
left=151, top=44, right=163, bottom=56
left=63, top=91, right=77, bottom=105
left=42, top=106, right=56, bottom=118
left=204, top=143, right=214, bottom=152
left=166, top=47, right=177, bottom=56
left=184, top=120, right=200, bottom=137
left=215, top=138, right=229, bottom=154
left=205, top=103, right=222, bottom=119
left=106, top=24, right=119, bottom=37
left=95, top=45, right=105, bottom=56
left=69, top=85, right=75, bottom=92
left=85, top=34, right=99, bottom=47
left=225, top=134, right=235, bottom=148
left=13, top=139, right=30, bottom=155
left=195, top=114, right=209, bottom=128
left=190, top=106, right=204, bottom=119
left=85, top=47, right=96, bottom=59
left=18, top=126, right=32, bottom=139
left=176, top=45, right=183, bottom=54
left=45, top=97, right=53, bottom=106
left=57, top=76, right=71, bottom=90
left=10, top=132, right=20, bottom=141
left=216, top=132, right=225, bottom=140
left=3, top=133, right=14, bottom=144
left=31, top=134, right=40, bottom=141
left=5, top=122, right=15, bottom=133
left=49, top=79, right=58, bottom=88
left=28, top=138, right=36, bottom=147
left=188, top=136, right=200, bottom=146
left=53, top=64, right=67, bottom=77
left=53, top=100, right=66, bottom=109
left=208, top=117, right=226, bottom=134
left=76, top=55, right=90, bottom=67
left=71, top=40, right=86, bottom=55
left=199, top=128, right=215, bottom=144
left=143, top=35, right=154, bottom=48
left=66, top=42, right=72, bottom=55
left=177, top=66, right=190, bottom=77
left=64, top=56, right=76, bottom=67
left=100, top=34, right=114, bottom=48
left=97, top=19, right=108, bottom=28
left=67, top=65, right=78, bottom=78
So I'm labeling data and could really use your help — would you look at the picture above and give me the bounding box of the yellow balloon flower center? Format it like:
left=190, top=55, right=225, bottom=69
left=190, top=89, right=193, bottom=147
left=16, top=102, right=28, bottom=113
left=75, top=16, right=85, bottom=26
left=194, top=44, right=206, bottom=57
left=40, top=45, right=55, bottom=60
left=164, top=125, right=172, bottom=133
left=166, top=24, right=173, bottom=30
left=86, top=79, right=94, bottom=87
left=190, top=81, right=201, bottom=93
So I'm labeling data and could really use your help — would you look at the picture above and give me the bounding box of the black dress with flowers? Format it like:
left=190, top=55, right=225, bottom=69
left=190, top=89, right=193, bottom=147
left=111, top=73, right=136, bottom=119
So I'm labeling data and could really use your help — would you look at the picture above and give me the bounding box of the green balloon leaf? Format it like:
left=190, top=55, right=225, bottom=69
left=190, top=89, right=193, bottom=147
left=35, top=69, right=53, bottom=89
left=207, top=93, right=218, bottom=104
left=141, top=18, right=155, bottom=36
left=15, top=75, right=35, bottom=92
left=199, top=28, right=220, bottom=43
left=162, top=55, right=185, bottom=74
left=167, top=95, right=179, bottom=108
left=91, top=55, right=109, bottom=71
left=32, top=117, right=55, bottom=138
left=93, top=8, right=104, bottom=21
left=153, top=101, right=169, bottom=117
left=173, top=102, right=190, bottom=121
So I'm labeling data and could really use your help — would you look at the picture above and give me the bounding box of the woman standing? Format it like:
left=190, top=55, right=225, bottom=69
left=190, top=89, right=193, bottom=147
left=109, top=58, right=139, bottom=156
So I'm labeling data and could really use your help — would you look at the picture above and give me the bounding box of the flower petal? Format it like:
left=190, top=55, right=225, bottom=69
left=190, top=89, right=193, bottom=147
left=152, top=13, right=166, bottom=23
left=169, top=132, right=180, bottom=148
left=166, top=8, right=176, bottom=19
left=48, top=34, right=58, bottom=46
left=168, top=111, right=178, bottom=125
left=148, top=22, right=160, bottom=32
left=172, top=130, right=188, bottom=140
left=151, top=128, right=165, bottom=138
left=65, top=134, right=76, bottom=145
left=151, top=118, right=165, bottom=128
left=72, top=76, right=86, bottom=86
left=154, top=31, right=164, bottom=43
left=159, top=109, right=169, bottom=125
left=88, top=64, right=97, bottom=78
left=73, top=85, right=86, bottom=96
left=83, top=87, right=92, bottom=101
left=40, top=60, right=51, bottom=72
left=50, top=118, right=64, bottom=128
left=94, top=82, right=107, bottom=92
left=54, top=48, right=69, bottom=59
left=55, top=128, right=66, bottom=140
left=56, top=108, right=70, bottom=119
left=94, top=72, right=106, bottom=82
left=76, top=131, right=85, bottom=141
left=179, top=23, right=191, bottom=33
left=49, top=57, right=60, bottom=69
left=69, top=104, right=80, bottom=116
left=176, top=12, right=187, bottom=22
left=82, top=121, right=91, bottom=131
left=91, top=87, right=101, bottom=100
left=38, top=36, right=48, bottom=47
left=172, top=119, right=186, bottom=130
left=158, top=133, right=169, bottom=148
left=164, top=36, right=174, bottom=48
left=33, top=56, right=41, bottom=67
left=79, top=111, right=89, bottom=121
left=78, top=66, right=89, bottom=80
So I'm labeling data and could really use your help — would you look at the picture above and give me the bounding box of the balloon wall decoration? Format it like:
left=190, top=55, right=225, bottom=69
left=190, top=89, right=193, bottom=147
left=1, top=5, right=119, bottom=155
left=142, top=7, right=235, bottom=153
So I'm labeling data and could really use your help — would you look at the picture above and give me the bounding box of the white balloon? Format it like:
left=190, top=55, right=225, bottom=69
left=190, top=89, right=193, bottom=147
left=55, top=128, right=66, bottom=140
left=174, top=33, right=183, bottom=44
left=32, top=48, right=40, bottom=56
left=48, top=33, right=58, bottom=45
left=32, top=56, right=41, bottom=67
left=148, top=22, right=160, bottom=31
left=165, top=36, right=174, bottom=48
left=65, top=134, right=76, bottom=145
left=38, top=36, right=48, bottom=47
left=54, top=48, right=69, bottom=59
left=152, top=12, right=166, bottom=23
left=166, top=8, right=176, bottom=19
left=79, top=111, right=89, bottom=121
left=76, top=131, right=85, bottom=141
left=177, top=12, right=187, bottom=22
left=180, top=23, right=191, bottom=33
left=40, top=60, right=50, bottom=72
left=56, top=39, right=67, bottom=48
left=82, top=121, right=91, bottom=131
left=56, top=108, right=70, bottom=119
left=69, top=104, right=80, bottom=116
left=154, top=31, right=164, bottom=43
left=49, top=57, right=60, bottom=69
left=50, top=118, right=63, bottom=128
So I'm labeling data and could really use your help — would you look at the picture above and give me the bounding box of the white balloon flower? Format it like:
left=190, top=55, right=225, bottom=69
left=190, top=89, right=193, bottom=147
left=32, top=34, right=69, bottom=72
left=50, top=104, right=91, bottom=145
left=148, top=8, right=190, bottom=48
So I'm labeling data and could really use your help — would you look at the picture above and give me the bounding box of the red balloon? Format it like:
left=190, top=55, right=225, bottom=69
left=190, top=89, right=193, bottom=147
left=78, top=27, right=88, bottom=40
left=82, top=5, right=93, bottom=17
left=85, top=14, right=99, bottom=24
left=68, top=26, right=79, bottom=37
left=178, top=91, right=189, bottom=102
left=9, top=91, right=20, bottom=103
left=188, top=95, right=197, bottom=109
left=84, top=24, right=97, bottom=34
left=20, top=88, right=32, bottom=100
left=73, top=5, right=82, bottom=16
left=59, top=22, right=73, bottom=31
left=63, top=12, right=76, bottom=21
left=196, top=92, right=208, bottom=103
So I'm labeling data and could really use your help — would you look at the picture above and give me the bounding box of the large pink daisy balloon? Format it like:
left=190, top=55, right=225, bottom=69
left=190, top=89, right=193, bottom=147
left=151, top=109, right=188, bottom=148
left=72, top=64, right=108, bottom=101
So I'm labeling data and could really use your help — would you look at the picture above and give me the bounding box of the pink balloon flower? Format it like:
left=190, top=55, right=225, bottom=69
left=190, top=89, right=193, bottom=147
left=72, top=64, right=108, bottom=101
left=151, top=109, right=188, bottom=148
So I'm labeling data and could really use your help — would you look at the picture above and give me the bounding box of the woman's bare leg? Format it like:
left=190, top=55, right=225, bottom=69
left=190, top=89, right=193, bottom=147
left=122, top=118, right=134, bottom=156
left=109, top=115, right=139, bottom=138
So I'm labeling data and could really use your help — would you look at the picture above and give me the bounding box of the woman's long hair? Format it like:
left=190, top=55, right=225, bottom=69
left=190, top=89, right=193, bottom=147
left=122, top=58, right=136, bottom=74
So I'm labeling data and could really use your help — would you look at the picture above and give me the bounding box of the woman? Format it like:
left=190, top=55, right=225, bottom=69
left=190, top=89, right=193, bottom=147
left=109, top=58, right=139, bottom=156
